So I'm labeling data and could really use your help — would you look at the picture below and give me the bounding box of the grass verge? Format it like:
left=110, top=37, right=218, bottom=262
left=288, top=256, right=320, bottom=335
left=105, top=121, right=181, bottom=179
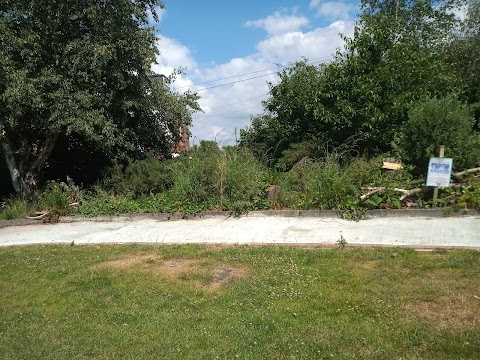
left=0, top=245, right=479, bottom=359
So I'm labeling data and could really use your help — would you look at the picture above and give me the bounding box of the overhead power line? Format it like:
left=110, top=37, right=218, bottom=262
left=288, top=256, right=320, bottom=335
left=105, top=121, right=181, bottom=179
left=193, top=72, right=278, bottom=92
left=174, top=68, right=279, bottom=90
left=187, top=55, right=336, bottom=121
left=194, top=104, right=263, bottom=120
left=173, top=55, right=334, bottom=93
left=174, top=55, right=333, bottom=90
left=205, top=93, right=269, bottom=111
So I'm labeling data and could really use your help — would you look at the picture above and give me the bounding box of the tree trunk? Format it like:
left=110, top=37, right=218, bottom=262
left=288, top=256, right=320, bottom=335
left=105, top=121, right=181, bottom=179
left=1, top=140, right=22, bottom=194
left=1, top=121, right=59, bottom=197
left=0, top=121, right=22, bottom=194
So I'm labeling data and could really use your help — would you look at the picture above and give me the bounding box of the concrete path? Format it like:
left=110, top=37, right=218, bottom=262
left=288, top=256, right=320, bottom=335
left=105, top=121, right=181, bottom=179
left=1, top=214, right=479, bottom=248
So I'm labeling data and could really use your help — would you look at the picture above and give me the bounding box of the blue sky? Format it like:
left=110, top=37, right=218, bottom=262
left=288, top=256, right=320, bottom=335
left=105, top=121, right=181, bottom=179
left=151, top=0, right=361, bottom=144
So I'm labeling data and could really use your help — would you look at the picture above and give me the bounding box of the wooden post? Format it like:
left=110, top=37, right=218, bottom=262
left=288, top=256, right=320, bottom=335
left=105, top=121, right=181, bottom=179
left=432, top=145, right=445, bottom=207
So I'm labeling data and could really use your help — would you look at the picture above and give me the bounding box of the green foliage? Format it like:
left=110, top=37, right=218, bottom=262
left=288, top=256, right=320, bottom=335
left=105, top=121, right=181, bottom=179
left=241, top=0, right=466, bottom=163
left=276, top=140, right=322, bottom=171
left=398, top=95, right=480, bottom=172
left=456, top=181, right=480, bottom=210
left=0, top=179, right=82, bottom=221
left=337, top=233, right=348, bottom=248
left=75, top=188, right=167, bottom=216
left=74, top=143, right=269, bottom=215
left=447, top=0, right=480, bottom=124
left=240, top=62, right=326, bottom=164
left=321, top=0, right=462, bottom=152
left=170, top=142, right=268, bottom=213
left=276, top=144, right=371, bottom=211
left=0, top=198, right=31, bottom=220
left=0, top=0, right=200, bottom=196
left=38, top=180, right=81, bottom=222
left=107, top=158, right=175, bottom=197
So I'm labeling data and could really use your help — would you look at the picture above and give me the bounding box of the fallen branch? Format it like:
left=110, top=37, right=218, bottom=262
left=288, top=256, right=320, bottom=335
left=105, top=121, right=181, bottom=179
left=361, top=187, right=423, bottom=201
left=398, top=188, right=423, bottom=201
left=26, top=211, right=49, bottom=220
left=398, top=183, right=466, bottom=201
left=408, top=179, right=425, bottom=185
left=360, top=179, right=470, bottom=202
left=360, top=187, right=385, bottom=200
left=452, top=167, right=480, bottom=180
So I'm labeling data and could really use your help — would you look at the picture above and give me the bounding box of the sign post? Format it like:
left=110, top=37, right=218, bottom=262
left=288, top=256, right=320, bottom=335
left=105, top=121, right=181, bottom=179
left=427, top=145, right=452, bottom=207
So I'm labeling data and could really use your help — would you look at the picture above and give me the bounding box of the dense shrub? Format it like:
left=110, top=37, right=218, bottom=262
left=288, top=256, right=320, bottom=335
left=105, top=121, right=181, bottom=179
left=398, top=95, right=480, bottom=174
left=276, top=145, right=374, bottom=210
left=107, top=158, right=175, bottom=197
left=93, top=141, right=269, bottom=214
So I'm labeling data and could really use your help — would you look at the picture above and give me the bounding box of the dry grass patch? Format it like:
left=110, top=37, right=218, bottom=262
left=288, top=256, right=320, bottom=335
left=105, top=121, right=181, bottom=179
left=92, top=253, right=248, bottom=290
left=404, top=293, right=480, bottom=331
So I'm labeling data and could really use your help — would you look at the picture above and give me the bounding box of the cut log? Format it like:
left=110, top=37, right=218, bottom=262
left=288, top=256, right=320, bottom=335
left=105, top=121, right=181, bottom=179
left=382, top=162, right=403, bottom=170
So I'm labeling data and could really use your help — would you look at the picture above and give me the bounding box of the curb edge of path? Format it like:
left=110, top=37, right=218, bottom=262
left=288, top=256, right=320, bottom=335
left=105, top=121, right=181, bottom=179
left=1, top=209, right=478, bottom=229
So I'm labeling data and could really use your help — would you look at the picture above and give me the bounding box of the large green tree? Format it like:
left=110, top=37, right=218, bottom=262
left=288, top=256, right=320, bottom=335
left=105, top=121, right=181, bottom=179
left=240, top=62, right=324, bottom=165
left=448, top=0, right=480, bottom=125
left=0, top=0, right=198, bottom=196
left=241, top=0, right=465, bottom=164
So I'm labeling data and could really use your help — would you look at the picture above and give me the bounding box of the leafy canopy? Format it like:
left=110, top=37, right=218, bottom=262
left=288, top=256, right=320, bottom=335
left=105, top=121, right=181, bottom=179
left=241, top=0, right=468, bottom=165
left=0, top=0, right=199, bottom=194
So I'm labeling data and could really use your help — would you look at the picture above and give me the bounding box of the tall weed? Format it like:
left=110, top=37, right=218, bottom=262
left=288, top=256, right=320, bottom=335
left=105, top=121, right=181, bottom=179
left=277, top=143, right=372, bottom=210
left=38, top=179, right=81, bottom=221
left=0, top=197, right=32, bottom=220
left=171, top=142, right=268, bottom=212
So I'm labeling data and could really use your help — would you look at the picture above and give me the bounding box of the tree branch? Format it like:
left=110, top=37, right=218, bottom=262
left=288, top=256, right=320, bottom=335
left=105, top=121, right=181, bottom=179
left=28, top=131, right=60, bottom=174
left=452, top=167, right=480, bottom=180
left=360, top=187, right=386, bottom=200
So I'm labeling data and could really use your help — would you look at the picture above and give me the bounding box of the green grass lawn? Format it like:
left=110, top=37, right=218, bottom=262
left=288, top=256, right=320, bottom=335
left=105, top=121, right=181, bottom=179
left=0, top=245, right=479, bottom=359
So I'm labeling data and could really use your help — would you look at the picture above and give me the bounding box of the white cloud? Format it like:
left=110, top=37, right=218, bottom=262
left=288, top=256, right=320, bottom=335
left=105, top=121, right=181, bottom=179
left=157, top=7, right=167, bottom=23
left=190, top=56, right=277, bottom=144
left=151, top=36, right=198, bottom=89
left=154, top=11, right=355, bottom=144
left=245, top=12, right=309, bottom=36
left=256, top=20, right=353, bottom=62
left=310, top=1, right=356, bottom=19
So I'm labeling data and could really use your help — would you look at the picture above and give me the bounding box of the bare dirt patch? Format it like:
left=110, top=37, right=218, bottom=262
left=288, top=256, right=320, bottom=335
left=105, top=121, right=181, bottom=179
left=209, top=266, right=247, bottom=290
left=92, top=253, right=248, bottom=290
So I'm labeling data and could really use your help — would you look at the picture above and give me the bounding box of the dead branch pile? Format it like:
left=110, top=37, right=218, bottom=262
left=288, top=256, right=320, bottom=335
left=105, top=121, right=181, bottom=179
left=360, top=167, right=480, bottom=206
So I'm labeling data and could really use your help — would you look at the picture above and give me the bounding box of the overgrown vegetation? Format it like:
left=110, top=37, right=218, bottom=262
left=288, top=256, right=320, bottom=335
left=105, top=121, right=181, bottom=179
left=0, top=245, right=478, bottom=359
left=397, top=95, right=480, bottom=174
left=2, top=140, right=479, bottom=221
left=0, top=0, right=200, bottom=197
left=240, top=0, right=479, bottom=169
left=1, top=0, right=479, bottom=219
